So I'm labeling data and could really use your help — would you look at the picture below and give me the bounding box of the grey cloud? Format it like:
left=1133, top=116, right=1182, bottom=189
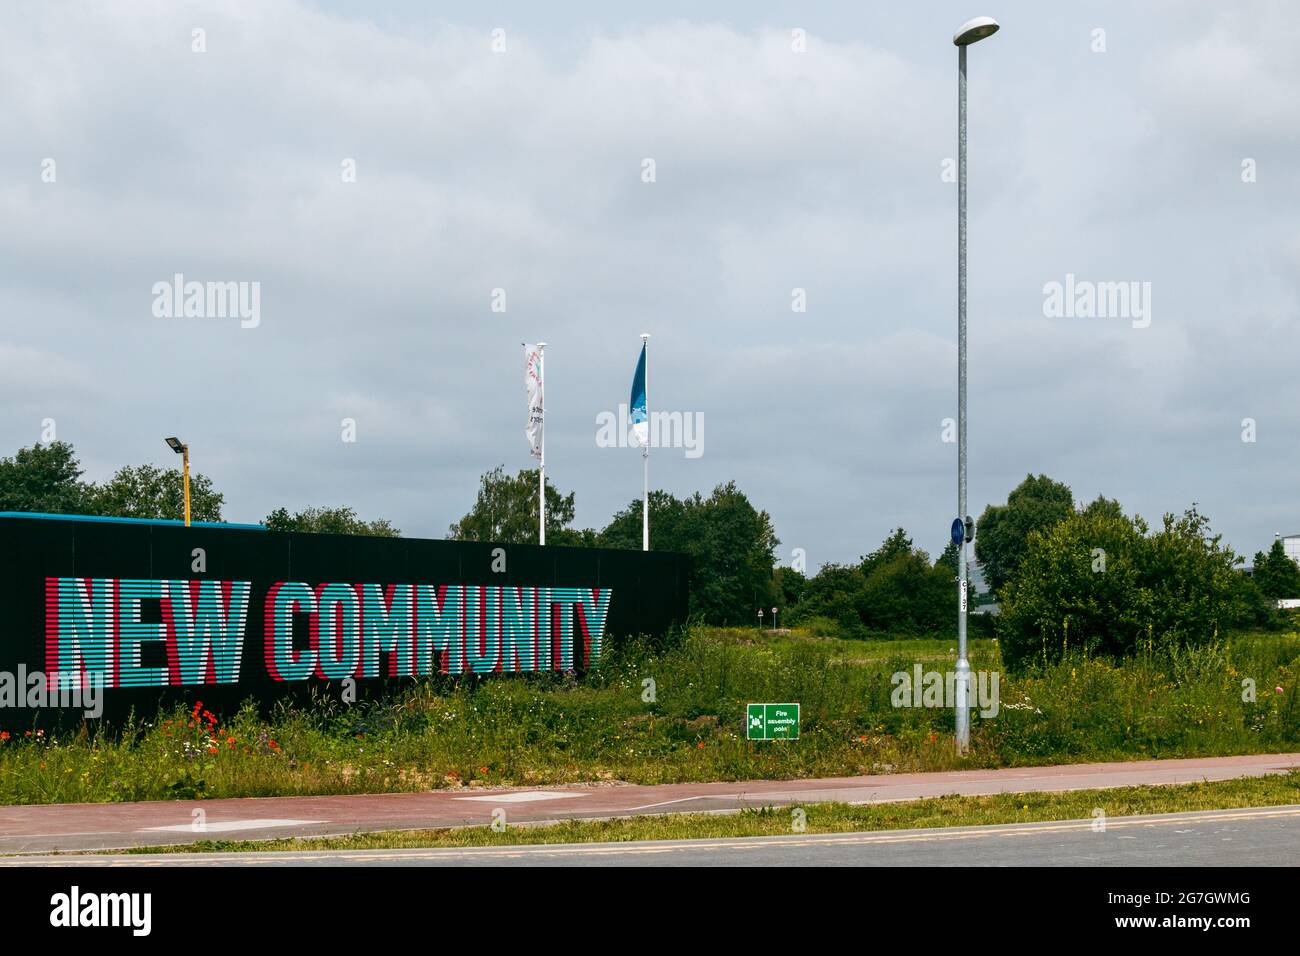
left=0, top=1, right=1296, bottom=567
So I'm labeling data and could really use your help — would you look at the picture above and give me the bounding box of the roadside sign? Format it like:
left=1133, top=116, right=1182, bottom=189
left=747, top=702, right=800, bottom=741
left=951, top=517, right=965, bottom=545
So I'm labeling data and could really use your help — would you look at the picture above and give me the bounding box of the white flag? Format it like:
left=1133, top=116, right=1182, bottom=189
left=524, top=344, right=544, bottom=460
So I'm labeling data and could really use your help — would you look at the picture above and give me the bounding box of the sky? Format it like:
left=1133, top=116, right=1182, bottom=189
left=1, top=1, right=1297, bottom=571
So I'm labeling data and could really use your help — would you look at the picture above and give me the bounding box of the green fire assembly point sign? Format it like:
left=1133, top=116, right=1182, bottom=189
left=747, top=702, right=800, bottom=740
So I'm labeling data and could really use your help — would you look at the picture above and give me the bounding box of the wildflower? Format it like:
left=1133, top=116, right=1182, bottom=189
left=0, top=732, right=7, bottom=741
left=479, top=766, right=488, bottom=773
left=1277, top=687, right=1284, bottom=694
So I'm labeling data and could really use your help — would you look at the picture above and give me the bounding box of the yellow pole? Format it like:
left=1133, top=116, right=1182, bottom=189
left=182, top=446, right=191, bottom=527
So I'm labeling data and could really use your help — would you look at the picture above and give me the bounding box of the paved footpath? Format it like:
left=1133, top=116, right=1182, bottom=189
left=1, top=752, right=1297, bottom=854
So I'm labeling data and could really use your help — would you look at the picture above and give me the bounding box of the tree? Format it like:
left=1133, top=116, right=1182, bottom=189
left=0, top=442, right=89, bottom=515
left=788, top=529, right=956, bottom=637
left=974, top=474, right=1075, bottom=594
left=1080, top=494, right=1124, bottom=520
left=448, top=465, right=583, bottom=544
left=998, top=506, right=1257, bottom=671
left=1252, top=539, right=1300, bottom=600
left=550, top=526, right=599, bottom=548
left=858, top=548, right=953, bottom=634
left=597, top=490, right=689, bottom=551
left=87, top=463, right=224, bottom=522
left=265, top=506, right=399, bottom=537
left=787, top=563, right=863, bottom=634
left=689, top=482, right=780, bottom=625
left=773, top=566, right=807, bottom=610
left=599, top=482, right=779, bottom=626
left=936, top=541, right=961, bottom=577
left=861, top=528, right=915, bottom=577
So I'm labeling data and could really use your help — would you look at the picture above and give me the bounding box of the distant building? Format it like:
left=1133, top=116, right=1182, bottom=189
left=1277, top=534, right=1300, bottom=610
left=1248, top=534, right=1300, bottom=575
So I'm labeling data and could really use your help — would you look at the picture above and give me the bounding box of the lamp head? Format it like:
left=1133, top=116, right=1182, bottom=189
left=953, top=16, right=1000, bottom=46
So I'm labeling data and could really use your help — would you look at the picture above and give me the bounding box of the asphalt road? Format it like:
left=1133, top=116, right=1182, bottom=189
left=5, top=805, right=1297, bottom=866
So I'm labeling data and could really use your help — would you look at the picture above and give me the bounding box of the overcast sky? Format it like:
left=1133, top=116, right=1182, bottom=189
left=1, top=1, right=1297, bottom=570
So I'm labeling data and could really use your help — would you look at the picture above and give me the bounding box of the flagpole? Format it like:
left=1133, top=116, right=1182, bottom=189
left=641, top=332, right=650, bottom=551
left=538, top=341, right=547, bottom=546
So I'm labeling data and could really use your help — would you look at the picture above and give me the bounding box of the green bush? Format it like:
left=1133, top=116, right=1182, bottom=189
left=999, top=506, right=1261, bottom=672
left=785, top=530, right=956, bottom=638
left=795, top=615, right=853, bottom=639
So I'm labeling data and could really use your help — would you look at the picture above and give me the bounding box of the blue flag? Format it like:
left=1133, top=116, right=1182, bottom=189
left=629, top=342, right=648, bottom=447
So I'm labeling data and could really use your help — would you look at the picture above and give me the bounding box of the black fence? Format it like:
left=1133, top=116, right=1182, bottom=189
left=0, top=514, right=689, bottom=726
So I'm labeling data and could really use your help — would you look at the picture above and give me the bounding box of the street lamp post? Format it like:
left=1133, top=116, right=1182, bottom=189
left=165, top=437, right=191, bottom=527
left=537, top=342, right=547, bottom=546
left=952, top=16, right=999, bottom=754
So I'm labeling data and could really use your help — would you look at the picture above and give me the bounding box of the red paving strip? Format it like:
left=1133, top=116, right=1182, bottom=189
left=1, top=752, right=1297, bottom=854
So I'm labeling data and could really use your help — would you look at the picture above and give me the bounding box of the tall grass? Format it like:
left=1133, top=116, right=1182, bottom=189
left=0, top=627, right=1296, bottom=804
